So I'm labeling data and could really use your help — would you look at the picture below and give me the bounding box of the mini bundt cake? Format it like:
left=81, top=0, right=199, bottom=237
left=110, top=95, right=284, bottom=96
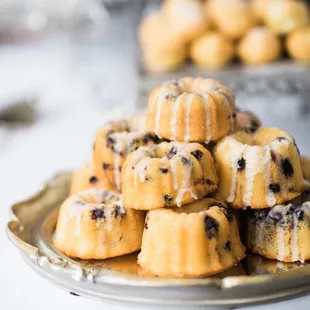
left=301, top=156, right=310, bottom=183
left=142, top=43, right=187, bottom=73
left=206, top=0, right=257, bottom=39
left=129, top=110, right=147, bottom=133
left=138, top=198, right=246, bottom=277
left=54, top=189, right=145, bottom=259
left=246, top=189, right=310, bottom=262
left=70, top=163, right=110, bottom=195
left=122, top=142, right=218, bottom=210
left=139, top=11, right=184, bottom=53
left=190, top=32, right=235, bottom=69
left=264, top=0, right=309, bottom=34
left=251, top=0, right=275, bottom=22
left=286, top=27, right=310, bottom=63
left=238, top=27, right=282, bottom=65
left=236, top=110, right=261, bottom=133
left=146, top=77, right=236, bottom=143
left=214, top=127, right=307, bottom=209
left=138, top=11, right=187, bottom=73
left=92, top=120, right=159, bottom=191
left=162, top=0, right=210, bottom=42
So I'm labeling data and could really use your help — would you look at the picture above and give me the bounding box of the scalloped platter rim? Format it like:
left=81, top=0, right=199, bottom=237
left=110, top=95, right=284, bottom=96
left=6, top=172, right=310, bottom=308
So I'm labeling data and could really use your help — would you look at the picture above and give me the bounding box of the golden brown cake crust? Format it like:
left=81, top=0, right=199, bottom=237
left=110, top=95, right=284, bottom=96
left=263, top=0, right=309, bottom=34
left=190, top=32, right=234, bottom=69
left=206, top=0, right=257, bottom=39
left=246, top=189, right=310, bottom=262
left=214, top=127, right=307, bottom=209
left=162, top=0, right=210, bottom=42
left=236, top=110, right=261, bottom=133
left=54, top=189, right=145, bottom=259
left=70, top=163, right=112, bottom=195
left=286, top=27, right=310, bottom=63
left=146, top=77, right=236, bottom=143
left=138, top=11, right=187, bottom=73
left=92, top=120, right=159, bottom=191
left=122, top=142, right=218, bottom=210
left=138, top=198, right=245, bottom=277
left=238, top=27, right=281, bottom=65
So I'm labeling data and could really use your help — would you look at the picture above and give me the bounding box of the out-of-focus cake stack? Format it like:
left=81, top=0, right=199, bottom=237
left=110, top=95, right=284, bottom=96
left=138, top=0, right=310, bottom=72
left=54, top=76, right=310, bottom=277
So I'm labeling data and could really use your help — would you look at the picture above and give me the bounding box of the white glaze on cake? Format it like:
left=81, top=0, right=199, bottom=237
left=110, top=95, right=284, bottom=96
left=109, top=131, right=155, bottom=190
left=170, top=96, right=182, bottom=140
left=265, top=146, right=276, bottom=207
left=67, top=189, right=123, bottom=236
left=175, top=154, right=197, bottom=206
left=272, top=205, right=286, bottom=261
left=130, top=143, right=201, bottom=207
left=154, top=87, right=180, bottom=138
left=243, top=146, right=264, bottom=205
left=132, top=147, right=155, bottom=187
left=291, top=212, right=299, bottom=262
left=170, top=157, right=179, bottom=192
left=218, top=133, right=296, bottom=208
left=135, top=157, right=152, bottom=186
left=150, top=78, right=235, bottom=143
left=250, top=199, right=310, bottom=262
left=184, top=94, right=193, bottom=142
left=201, top=94, right=212, bottom=144
left=227, top=138, right=245, bottom=203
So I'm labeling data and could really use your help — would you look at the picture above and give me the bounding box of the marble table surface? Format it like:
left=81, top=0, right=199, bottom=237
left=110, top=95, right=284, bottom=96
left=1, top=30, right=310, bottom=309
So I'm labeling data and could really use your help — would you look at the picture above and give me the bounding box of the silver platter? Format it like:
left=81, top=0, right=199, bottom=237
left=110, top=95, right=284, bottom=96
left=6, top=172, right=310, bottom=308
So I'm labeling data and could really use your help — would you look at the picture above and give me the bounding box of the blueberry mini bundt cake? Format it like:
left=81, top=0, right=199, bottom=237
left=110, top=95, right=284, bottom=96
left=236, top=110, right=261, bottom=133
left=129, top=110, right=147, bottom=133
left=122, top=142, right=218, bottom=210
left=246, top=189, right=310, bottom=263
left=92, top=120, right=159, bottom=191
left=138, top=198, right=245, bottom=277
left=146, top=77, right=236, bottom=144
left=54, top=74, right=310, bottom=276
left=214, top=127, right=307, bottom=209
left=70, top=163, right=110, bottom=195
left=54, top=189, right=145, bottom=259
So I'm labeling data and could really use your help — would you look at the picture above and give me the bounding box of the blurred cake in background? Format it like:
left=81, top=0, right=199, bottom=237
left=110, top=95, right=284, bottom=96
left=190, top=32, right=235, bottom=69
left=162, top=0, right=210, bottom=42
left=138, top=11, right=187, bottom=73
left=286, top=27, right=310, bottom=63
left=138, top=0, right=310, bottom=73
left=206, top=0, right=257, bottom=39
left=238, top=27, right=282, bottom=65
left=263, top=0, right=309, bottom=34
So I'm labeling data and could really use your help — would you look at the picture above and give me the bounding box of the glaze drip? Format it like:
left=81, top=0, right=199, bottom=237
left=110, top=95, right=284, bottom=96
left=68, top=189, right=123, bottom=236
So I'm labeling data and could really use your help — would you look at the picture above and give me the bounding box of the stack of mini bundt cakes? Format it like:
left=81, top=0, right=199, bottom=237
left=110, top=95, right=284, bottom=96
left=54, top=76, right=310, bottom=278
